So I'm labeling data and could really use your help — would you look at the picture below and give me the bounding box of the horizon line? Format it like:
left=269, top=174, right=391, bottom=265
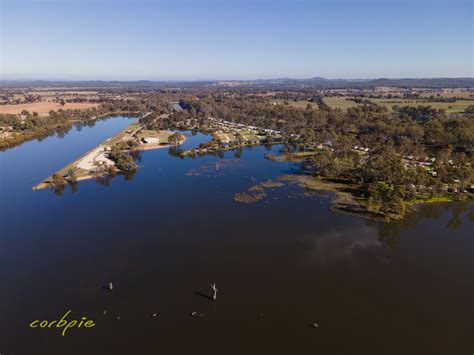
left=1, top=76, right=474, bottom=83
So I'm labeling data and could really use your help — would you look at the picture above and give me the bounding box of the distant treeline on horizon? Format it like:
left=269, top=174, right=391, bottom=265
left=1, top=77, right=473, bottom=89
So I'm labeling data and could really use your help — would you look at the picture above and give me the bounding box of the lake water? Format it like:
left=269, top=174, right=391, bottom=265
left=0, top=116, right=472, bottom=355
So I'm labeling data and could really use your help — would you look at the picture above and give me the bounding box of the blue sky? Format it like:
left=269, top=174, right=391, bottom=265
left=1, top=0, right=472, bottom=80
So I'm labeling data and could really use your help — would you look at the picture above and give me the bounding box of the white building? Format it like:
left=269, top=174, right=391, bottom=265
left=143, top=137, right=160, bottom=144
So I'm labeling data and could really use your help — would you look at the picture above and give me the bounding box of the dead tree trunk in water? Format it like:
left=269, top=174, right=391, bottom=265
left=211, top=283, right=218, bottom=301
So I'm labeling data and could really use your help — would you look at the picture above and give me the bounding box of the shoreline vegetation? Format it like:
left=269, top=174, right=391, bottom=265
left=266, top=149, right=472, bottom=221
left=300, top=174, right=465, bottom=221
left=233, top=174, right=469, bottom=222
left=0, top=106, right=139, bottom=151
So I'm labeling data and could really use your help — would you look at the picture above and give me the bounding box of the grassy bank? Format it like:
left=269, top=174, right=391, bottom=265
left=406, top=194, right=458, bottom=205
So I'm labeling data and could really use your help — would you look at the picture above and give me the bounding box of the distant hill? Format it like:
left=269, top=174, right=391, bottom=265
left=232, top=77, right=474, bottom=89
left=1, top=77, right=473, bottom=89
left=361, top=78, right=474, bottom=88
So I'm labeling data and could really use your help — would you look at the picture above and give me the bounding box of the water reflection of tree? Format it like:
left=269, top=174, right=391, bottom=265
left=370, top=202, right=473, bottom=247
left=54, top=169, right=136, bottom=193
left=446, top=202, right=472, bottom=229
left=129, top=149, right=142, bottom=163
left=56, top=127, right=69, bottom=139
left=168, top=146, right=184, bottom=158
left=234, top=148, right=243, bottom=158
left=52, top=184, right=65, bottom=196
left=85, top=120, right=96, bottom=128
left=374, top=223, right=399, bottom=248
left=95, top=174, right=116, bottom=187
left=122, top=170, right=136, bottom=181
left=69, top=181, right=78, bottom=193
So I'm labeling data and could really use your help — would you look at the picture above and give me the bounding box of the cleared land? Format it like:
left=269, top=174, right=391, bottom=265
left=323, top=96, right=474, bottom=113
left=269, top=99, right=318, bottom=109
left=370, top=98, right=474, bottom=113
left=0, top=102, right=99, bottom=115
left=418, top=90, right=473, bottom=99
left=135, top=129, right=176, bottom=150
left=322, top=97, right=361, bottom=110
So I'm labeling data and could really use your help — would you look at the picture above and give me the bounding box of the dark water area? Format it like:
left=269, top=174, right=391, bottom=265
left=0, top=116, right=472, bottom=355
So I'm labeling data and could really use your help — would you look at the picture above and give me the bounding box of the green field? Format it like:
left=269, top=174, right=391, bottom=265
left=322, top=97, right=361, bottom=110
left=406, top=194, right=456, bottom=205
left=323, top=96, right=474, bottom=113
left=269, top=98, right=318, bottom=109
left=370, top=98, right=474, bottom=113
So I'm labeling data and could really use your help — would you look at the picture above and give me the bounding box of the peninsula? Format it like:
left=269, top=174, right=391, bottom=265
left=33, top=114, right=185, bottom=190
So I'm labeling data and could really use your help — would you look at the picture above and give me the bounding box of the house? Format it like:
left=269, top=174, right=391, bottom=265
left=142, top=137, right=160, bottom=144
left=171, top=103, right=183, bottom=112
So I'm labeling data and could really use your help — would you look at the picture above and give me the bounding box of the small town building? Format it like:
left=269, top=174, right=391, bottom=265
left=142, top=137, right=160, bottom=144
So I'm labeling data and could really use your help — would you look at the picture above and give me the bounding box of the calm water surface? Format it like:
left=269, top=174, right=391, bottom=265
left=0, top=116, right=472, bottom=355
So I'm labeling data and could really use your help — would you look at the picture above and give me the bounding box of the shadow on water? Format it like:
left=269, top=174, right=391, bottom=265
left=368, top=200, right=473, bottom=248
left=194, top=290, right=214, bottom=301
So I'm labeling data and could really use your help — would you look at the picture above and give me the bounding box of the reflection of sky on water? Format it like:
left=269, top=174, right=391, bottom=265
left=300, top=200, right=474, bottom=266
left=301, top=225, right=382, bottom=265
